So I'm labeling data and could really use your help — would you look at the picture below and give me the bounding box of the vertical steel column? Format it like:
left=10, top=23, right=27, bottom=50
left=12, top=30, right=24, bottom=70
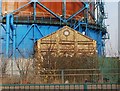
left=10, top=15, right=16, bottom=59
left=9, top=14, right=15, bottom=76
left=0, top=0, right=2, bottom=57
left=85, top=3, right=89, bottom=36
left=33, top=24, right=35, bottom=43
left=12, top=24, right=16, bottom=76
left=33, top=2, right=36, bottom=22
left=6, top=14, right=10, bottom=58
left=61, top=70, right=64, bottom=83
left=84, top=83, right=88, bottom=91
left=78, top=24, right=82, bottom=33
left=62, top=0, right=66, bottom=19
left=96, top=2, right=99, bottom=24
left=33, top=24, right=35, bottom=56
left=0, top=24, right=2, bottom=57
left=33, top=0, right=37, bottom=57
left=91, top=2, right=95, bottom=18
left=102, top=39, right=105, bottom=56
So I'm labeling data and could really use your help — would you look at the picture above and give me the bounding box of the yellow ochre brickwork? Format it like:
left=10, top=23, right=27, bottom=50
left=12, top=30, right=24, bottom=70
left=35, top=26, right=96, bottom=57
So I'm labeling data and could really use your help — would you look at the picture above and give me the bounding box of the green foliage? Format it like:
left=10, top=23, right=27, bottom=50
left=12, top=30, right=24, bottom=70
left=98, top=57, right=119, bottom=83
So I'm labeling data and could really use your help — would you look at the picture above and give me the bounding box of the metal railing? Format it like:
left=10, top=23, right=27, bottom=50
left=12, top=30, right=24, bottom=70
left=0, top=83, right=119, bottom=91
left=1, top=69, right=119, bottom=84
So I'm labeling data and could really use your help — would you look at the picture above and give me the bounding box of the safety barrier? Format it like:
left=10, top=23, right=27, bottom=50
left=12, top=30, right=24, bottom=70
left=0, top=83, right=119, bottom=91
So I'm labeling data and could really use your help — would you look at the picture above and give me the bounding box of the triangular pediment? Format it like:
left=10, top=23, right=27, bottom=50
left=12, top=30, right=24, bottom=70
left=38, top=26, right=94, bottom=42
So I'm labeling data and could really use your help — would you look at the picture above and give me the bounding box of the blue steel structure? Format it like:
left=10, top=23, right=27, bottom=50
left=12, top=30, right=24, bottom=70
left=0, top=0, right=109, bottom=59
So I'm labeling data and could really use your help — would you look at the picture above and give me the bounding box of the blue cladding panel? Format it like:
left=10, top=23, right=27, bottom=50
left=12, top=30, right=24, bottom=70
left=1, top=24, right=103, bottom=58
left=37, top=26, right=59, bottom=36
left=12, top=24, right=60, bottom=58
left=87, top=29, right=103, bottom=56
left=87, top=29, right=99, bottom=40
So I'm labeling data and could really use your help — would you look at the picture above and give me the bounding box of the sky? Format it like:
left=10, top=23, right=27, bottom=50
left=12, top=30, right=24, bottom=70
left=104, top=1, right=118, bottom=57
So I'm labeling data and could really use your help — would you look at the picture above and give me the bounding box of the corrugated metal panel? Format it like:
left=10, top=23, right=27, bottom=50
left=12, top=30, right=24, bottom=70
left=35, top=26, right=96, bottom=58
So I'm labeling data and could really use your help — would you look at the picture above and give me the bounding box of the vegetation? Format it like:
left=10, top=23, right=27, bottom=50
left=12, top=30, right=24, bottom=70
left=0, top=52, right=119, bottom=84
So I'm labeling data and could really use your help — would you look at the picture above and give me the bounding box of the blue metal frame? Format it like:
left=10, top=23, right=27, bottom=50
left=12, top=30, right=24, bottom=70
left=37, top=2, right=66, bottom=23
left=1, top=0, right=108, bottom=58
left=4, top=14, right=15, bottom=58
left=2, top=1, right=32, bottom=19
left=6, top=14, right=10, bottom=58
left=66, top=6, right=86, bottom=22
left=17, top=24, right=34, bottom=48
left=15, top=24, right=59, bottom=57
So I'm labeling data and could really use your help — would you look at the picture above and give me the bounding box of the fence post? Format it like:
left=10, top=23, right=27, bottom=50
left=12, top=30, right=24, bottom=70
left=61, top=70, right=64, bottom=83
left=84, top=83, right=88, bottom=91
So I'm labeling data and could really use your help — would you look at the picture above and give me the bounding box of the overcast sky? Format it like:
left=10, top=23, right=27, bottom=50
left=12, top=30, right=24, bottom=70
left=105, top=1, right=118, bottom=57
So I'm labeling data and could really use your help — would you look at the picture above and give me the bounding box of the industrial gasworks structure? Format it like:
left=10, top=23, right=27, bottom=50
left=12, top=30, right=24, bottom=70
left=1, top=0, right=120, bottom=85
left=0, top=0, right=108, bottom=59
